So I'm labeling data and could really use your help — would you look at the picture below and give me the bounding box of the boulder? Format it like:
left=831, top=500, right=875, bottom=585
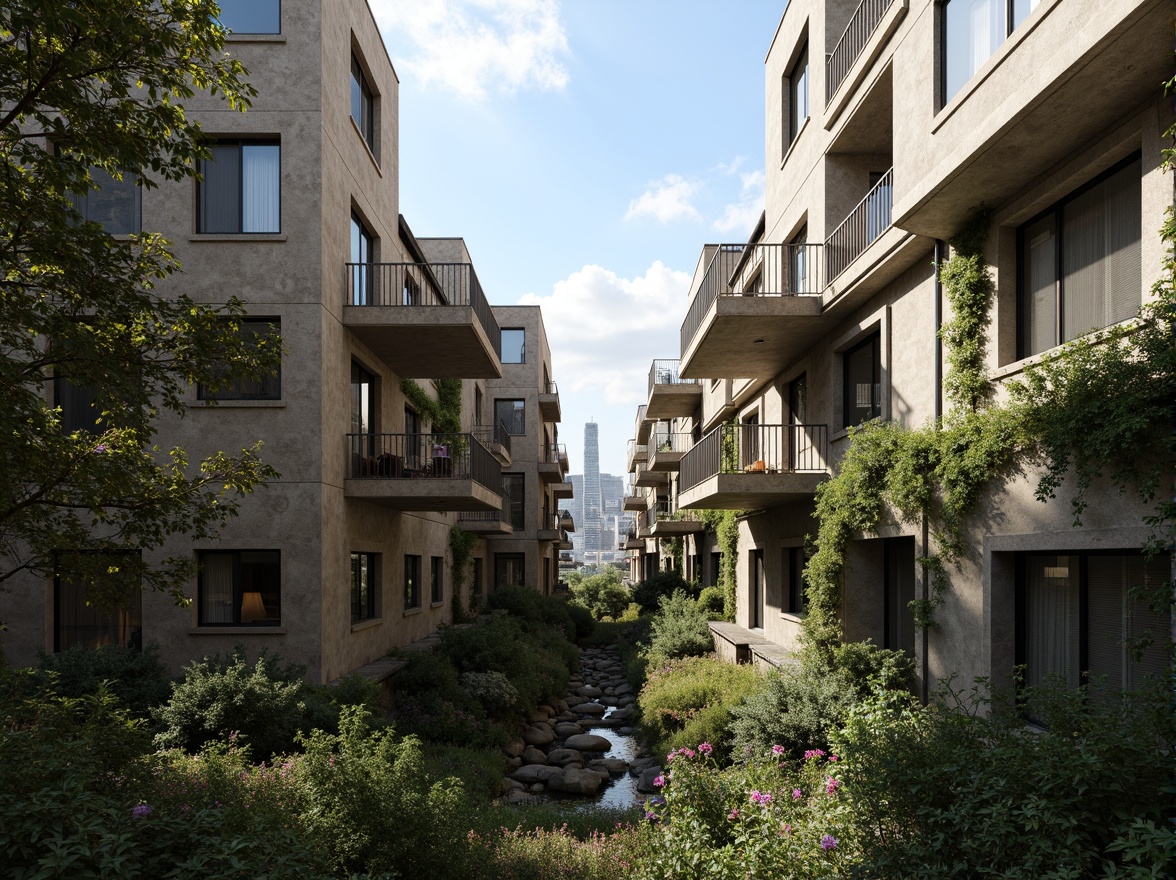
left=610, top=706, right=634, bottom=721
left=528, top=710, right=550, bottom=724
left=522, top=725, right=555, bottom=747
left=506, top=789, right=533, bottom=804
left=614, top=683, right=634, bottom=696
left=507, top=756, right=522, bottom=769
left=629, top=757, right=660, bottom=777
left=554, top=721, right=583, bottom=737
left=530, top=783, right=546, bottom=794
left=548, top=767, right=603, bottom=795
left=500, top=777, right=525, bottom=795
left=546, top=748, right=583, bottom=766
left=576, top=685, right=603, bottom=698
left=564, top=733, right=612, bottom=752
left=503, top=738, right=526, bottom=758
left=637, top=766, right=664, bottom=793
left=589, top=757, right=629, bottom=775
left=572, top=702, right=606, bottom=717
left=521, top=746, right=548, bottom=765
left=510, top=764, right=563, bottom=785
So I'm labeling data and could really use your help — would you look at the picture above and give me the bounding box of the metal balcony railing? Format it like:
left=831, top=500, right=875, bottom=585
left=346, top=432, right=500, bottom=492
left=541, top=442, right=567, bottom=466
left=471, top=421, right=512, bottom=458
left=647, top=359, right=697, bottom=397
left=824, top=168, right=893, bottom=282
left=344, top=261, right=502, bottom=360
left=679, top=423, right=830, bottom=492
left=826, top=0, right=897, bottom=103
left=544, top=380, right=558, bottom=395
left=651, top=432, right=693, bottom=454
left=680, top=242, right=824, bottom=355
left=458, top=495, right=511, bottom=527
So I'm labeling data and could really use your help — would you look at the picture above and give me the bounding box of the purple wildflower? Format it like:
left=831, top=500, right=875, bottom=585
left=93, top=443, right=109, bottom=454
left=820, top=834, right=839, bottom=851
left=803, top=749, right=826, bottom=760
left=771, top=744, right=785, bottom=756
left=132, top=804, right=151, bottom=818
left=826, top=776, right=840, bottom=795
left=698, top=742, right=713, bottom=755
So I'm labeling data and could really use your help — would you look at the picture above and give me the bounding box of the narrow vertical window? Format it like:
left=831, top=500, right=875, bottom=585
left=351, top=552, right=377, bottom=622
left=843, top=333, right=881, bottom=428
left=404, top=555, right=421, bottom=609
left=788, top=42, right=809, bottom=146
left=351, top=54, right=376, bottom=153
left=430, top=556, right=444, bottom=604
left=350, top=212, right=374, bottom=305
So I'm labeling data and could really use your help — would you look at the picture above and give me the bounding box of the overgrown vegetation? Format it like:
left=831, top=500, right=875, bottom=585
left=569, top=566, right=631, bottom=620
left=646, top=591, right=714, bottom=662
left=698, top=510, right=741, bottom=620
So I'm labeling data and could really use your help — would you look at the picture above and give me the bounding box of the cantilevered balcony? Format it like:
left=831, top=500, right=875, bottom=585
left=650, top=508, right=706, bottom=537
left=646, top=359, right=701, bottom=420
left=626, top=439, right=647, bottom=474
left=538, top=442, right=567, bottom=484
left=623, top=523, right=643, bottom=550
left=551, top=479, right=573, bottom=500
left=825, top=0, right=906, bottom=111
left=471, top=421, right=512, bottom=467
left=539, top=380, right=561, bottom=422
left=559, top=531, right=573, bottom=551
left=634, top=404, right=652, bottom=445
left=648, top=431, right=693, bottom=472
left=538, top=511, right=562, bottom=543
left=679, top=243, right=828, bottom=379
left=677, top=423, right=829, bottom=510
left=343, top=262, right=502, bottom=378
left=457, top=498, right=513, bottom=535
left=634, top=463, right=667, bottom=489
left=825, top=168, right=893, bottom=282
left=559, top=509, right=575, bottom=531
left=344, top=432, right=502, bottom=511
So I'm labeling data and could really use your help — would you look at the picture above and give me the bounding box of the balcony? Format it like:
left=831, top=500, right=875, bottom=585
left=539, top=380, right=561, bottom=422
left=646, top=359, right=701, bottom=420
left=559, top=531, right=573, bottom=551
left=559, top=509, right=575, bottom=531
left=558, top=443, right=570, bottom=471
left=634, top=404, right=652, bottom=445
left=626, top=439, right=647, bottom=474
left=457, top=499, right=513, bottom=535
left=825, top=0, right=906, bottom=120
left=825, top=168, right=893, bottom=282
left=647, top=432, right=693, bottom=472
left=634, top=463, right=667, bottom=489
left=622, top=491, right=646, bottom=511
left=471, top=421, right=512, bottom=467
left=538, top=442, right=567, bottom=484
left=551, top=479, right=573, bottom=499
left=623, top=524, right=643, bottom=550
left=678, top=423, right=830, bottom=510
left=538, top=512, right=561, bottom=543
left=679, top=243, right=829, bottom=380
left=343, top=262, right=502, bottom=378
left=650, top=508, right=706, bottom=537
left=344, top=432, right=502, bottom=511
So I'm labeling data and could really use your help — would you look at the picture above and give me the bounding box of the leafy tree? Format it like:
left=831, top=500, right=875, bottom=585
left=570, top=566, right=630, bottom=620
left=0, top=2, right=280, bottom=609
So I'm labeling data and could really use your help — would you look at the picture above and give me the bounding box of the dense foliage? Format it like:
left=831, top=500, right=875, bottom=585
left=646, top=591, right=714, bottom=661
left=632, top=569, right=696, bottom=615
left=569, top=567, right=632, bottom=620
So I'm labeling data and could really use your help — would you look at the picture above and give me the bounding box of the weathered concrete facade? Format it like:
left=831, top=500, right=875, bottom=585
left=626, top=0, right=1173, bottom=694
left=1, top=0, right=569, bottom=683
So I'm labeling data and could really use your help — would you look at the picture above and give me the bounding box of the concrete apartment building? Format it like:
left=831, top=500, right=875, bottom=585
left=625, top=0, right=1173, bottom=695
left=1, top=0, right=571, bottom=683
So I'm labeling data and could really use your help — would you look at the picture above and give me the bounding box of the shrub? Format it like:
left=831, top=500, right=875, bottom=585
left=37, top=642, right=171, bottom=717
left=647, top=591, right=713, bottom=661
left=461, top=670, right=520, bottom=718
left=727, top=666, right=858, bottom=761
left=632, top=570, right=695, bottom=614
left=638, top=655, right=761, bottom=759
left=294, top=706, right=473, bottom=878
left=489, top=583, right=576, bottom=639
left=565, top=601, right=596, bottom=641
left=571, top=569, right=632, bottom=621
left=834, top=680, right=1176, bottom=879
left=695, top=586, right=725, bottom=619
left=464, top=822, right=656, bottom=880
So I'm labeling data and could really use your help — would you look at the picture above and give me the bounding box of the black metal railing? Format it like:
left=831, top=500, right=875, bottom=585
left=346, top=432, right=500, bottom=492
left=825, top=168, right=893, bottom=281
left=539, top=511, right=560, bottom=535
left=647, top=359, right=697, bottom=397
left=679, top=423, right=830, bottom=492
left=458, top=496, right=511, bottom=527
left=471, top=421, right=512, bottom=459
left=344, top=261, right=502, bottom=360
left=681, top=242, right=824, bottom=355
left=826, top=0, right=897, bottom=103
left=650, top=432, right=693, bottom=454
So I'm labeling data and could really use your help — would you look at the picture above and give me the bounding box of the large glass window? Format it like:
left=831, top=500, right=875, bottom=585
left=842, top=333, right=881, bottom=428
left=350, top=213, right=375, bottom=305
left=197, top=319, right=281, bottom=401
left=216, top=0, right=281, bottom=34
left=198, top=141, right=280, bottom=234
left=502, top=473, right=525, bottom=529
left=1018, top=551, right=1170, bottom=693
left=788, top=42, right=809, bottom=147
left=494, top=399, right=526, bottom=435
left=54, top=553, right=141, bottom=651
left=71, top=168, right=140, bottom=234
left=1018, top=155, right=1141, bottom=358
left=198, top=550, right=281, bottom=626
left=943, top=0, right=1042, bottom=104
left=885, top=537, right=916, bottom=657
left=54, top=372, right=99, bottom=434
left=351, top=552, right=377, bottom=622
left=495, top=553, right=526, bottom=589
left=501, top=328, right=525, bottom=363
left=786, top=546, right=808, bottom=615
left=404, top=555, right=421, bottom=610
left=351, top=55, right=375, bottom=153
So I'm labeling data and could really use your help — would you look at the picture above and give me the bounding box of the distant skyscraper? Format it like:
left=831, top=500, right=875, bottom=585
left=582, top=422, right=603, bottom=564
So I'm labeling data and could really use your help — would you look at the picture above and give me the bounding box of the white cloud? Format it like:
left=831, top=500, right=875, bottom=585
left=518, top=261, right=690, bottom=405
left=712, top=169, right=765, bottom=235
left=624, top=174, right=702, bottom=224
left=370, top=0, right=570, bottom=100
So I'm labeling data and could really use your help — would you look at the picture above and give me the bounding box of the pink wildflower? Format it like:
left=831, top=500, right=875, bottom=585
left=727, top=808, right=739, bottom=820
left=820, top=834, right=839, bottom=851
left=771, top=744, right=785, bottom=756
left=803, top=749, right=826, bottom=760
left=792, top=788, right=803, bottom=801
left=826, top=776, right=840, bottom=795
left=653, top=775, right=665, bottom=788
left=698, top=742, right=713, bottom=755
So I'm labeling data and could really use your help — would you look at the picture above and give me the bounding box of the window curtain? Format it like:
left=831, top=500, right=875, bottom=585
left=242, top=145, right=280, bottom=233
left=200, top=145, right=241, bottom=233
left=1088, top=554, right=1171, bottom=692
left=1022, top=217, right=1057, bottom=357
left=1024, top=556, right=1079, bottom=689
left=201, top=553, right=236, bottom=624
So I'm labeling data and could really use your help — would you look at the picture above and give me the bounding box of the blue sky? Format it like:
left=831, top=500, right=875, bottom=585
left=369, top=1, right=785, bottom=477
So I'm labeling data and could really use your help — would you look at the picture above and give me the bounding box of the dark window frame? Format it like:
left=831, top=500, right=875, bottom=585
left=197, top=139, right=281, bottom=234
left=788, top=40, right=809, bottom=146
left=53, top=550, right=142, bottom=652
left=404, top=554, right=421, bottom=610
left=941, top=0, right=1043, bottom=107
left=502, top=473, right=525, bottom=530
left=786, top=546, right=808, bottom=615
left=351, top=53, right=376, bottom=153
left=500, top=328, right=526, bottom=364
left=842, top=332, right=882, bottom=429
left=494, top=398, right=526, bottom=435
left=351, top=551, right=378, bottom=622
left=71, top=167, right=141, bottom=234
left=196, top=317, right=282, bottom=401
left=216, top=0, right=281, bottom=35
left=196, top=549, right=281, bottom=627
left=430, top=555, right=444, bottom=605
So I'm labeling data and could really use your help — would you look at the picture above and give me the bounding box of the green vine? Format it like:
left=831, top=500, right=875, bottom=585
left=700, top=509, right=742, bottom=621
left=448, top=524, right=477, bottom=620
left=400, top=378, right=463, bottom=434
left=666, top=536, right=684, bottom=574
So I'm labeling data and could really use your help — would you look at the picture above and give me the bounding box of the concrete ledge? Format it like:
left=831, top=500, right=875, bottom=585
left=709, top=621, right=774, bottom=665
left=749, top=642, right=798, bottom=671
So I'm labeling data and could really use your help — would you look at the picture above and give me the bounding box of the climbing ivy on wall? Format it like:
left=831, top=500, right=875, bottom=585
left=801, top=201, right=1176, bottom=666
left=400, top=378, right=463, bottom=434
left=699, top=509, right=742, bottom=622
left=448, top=524, right=477, bottom=621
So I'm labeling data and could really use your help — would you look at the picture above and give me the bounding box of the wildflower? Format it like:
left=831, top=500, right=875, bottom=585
left=750, top=790, right=773, bottom=806
left=727, top=808, right=739, bottom=820
left=698, top=741, right=713, bottom=755
left=783, top=824, right=792, bottom=834
left=771, top=744, right=785, bottom=756
left=792, top=788, right=802, bottom=801
left=820, top=834, right=838, bottom=851
left=829, top=754, right=839, bottom=762
left=803, top=749, right=826, bottom=760
left=645, top=811, right=660, bottom=823
left=132, top=804, right=152, bottom=818
left=93, top=443, right=109, bottom=454
left=825, top=776, right=840, bottom=795
left=653, top=775, right=665, bottom=788
left=666, top=752, right=676, bottom=764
